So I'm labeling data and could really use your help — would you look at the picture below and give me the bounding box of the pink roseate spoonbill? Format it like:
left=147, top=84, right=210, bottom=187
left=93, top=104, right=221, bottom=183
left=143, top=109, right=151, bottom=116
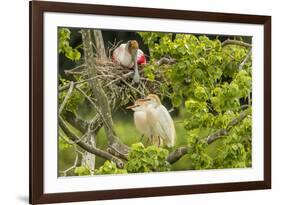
left=136, top=49, right=146, bottom=66
left=144, top=94, right=176, bottom=147
left=112, top=40, right=146, bottom=83
left=126, top=99, right=152, bottom=143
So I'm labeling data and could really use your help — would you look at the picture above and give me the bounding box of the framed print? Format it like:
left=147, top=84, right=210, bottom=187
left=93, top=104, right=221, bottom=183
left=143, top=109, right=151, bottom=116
left=29, top=1, right=271, bottom=204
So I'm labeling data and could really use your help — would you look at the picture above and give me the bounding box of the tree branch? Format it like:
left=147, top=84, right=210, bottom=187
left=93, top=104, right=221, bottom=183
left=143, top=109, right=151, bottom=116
left=59, top=76, right=106, bottom=92
left=93, top=30, right=107, bottom=60
left=166, top=147, right=188, bottom=164
left=75, top=86, right=111, bottom=129
left=59, top=116, right=125, bottom=168
left=63, top=110, right=88, bottom=133
left=157, top=57, right=176, bottom=66
left=239, top=49, right=252, bottom=70
left=64, top=64, right=86, bottom=75
left=59, top=81, right=74, bottom=114
left=81, top=29, right=130, bottom=158
left=167, top=108, right=252, bottom=164
left=221, top=39, right=252, bottom=48
left=206, top=108, right=251, bottom=144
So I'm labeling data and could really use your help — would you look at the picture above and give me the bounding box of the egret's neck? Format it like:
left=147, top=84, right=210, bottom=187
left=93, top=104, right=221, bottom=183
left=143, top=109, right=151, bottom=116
left=148, top=102, right=160, bottom=108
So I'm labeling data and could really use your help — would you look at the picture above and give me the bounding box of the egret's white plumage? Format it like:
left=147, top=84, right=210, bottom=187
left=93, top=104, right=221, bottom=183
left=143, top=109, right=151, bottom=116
left=127, top=94, right=176, bottom=147
left=126, top=94, right=176, bottom=147
left=126, top=99, right=152, bottom=141
left=145, top=94, right=176, bottom=147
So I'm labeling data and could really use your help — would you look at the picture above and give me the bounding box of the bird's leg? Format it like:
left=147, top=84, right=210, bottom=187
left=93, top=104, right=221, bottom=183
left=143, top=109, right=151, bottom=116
left=152, top=136, right=160, bottom=147
left=146, top=135, right=151, bottom=145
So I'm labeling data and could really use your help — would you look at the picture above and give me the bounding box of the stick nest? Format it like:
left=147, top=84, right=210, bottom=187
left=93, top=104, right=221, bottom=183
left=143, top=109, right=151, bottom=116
left=64, top=57, right=165, bottom=109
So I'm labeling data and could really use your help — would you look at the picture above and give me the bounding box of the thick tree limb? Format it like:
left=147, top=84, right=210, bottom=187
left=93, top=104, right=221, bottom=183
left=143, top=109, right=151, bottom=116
left=81, top=29, right=130, bottom=158
left=89, top=115, right=103, bottom=136
left=59, top=116, right=124, bottom=168
left=222, top=39, right=252, bottom=48
left=63, top=110, right=88, bottom=133
left=166, top=147, right=188, bottom=164
left=93, top=30, right=107, bottom=60
left=206, top=108, right=251, bottom=144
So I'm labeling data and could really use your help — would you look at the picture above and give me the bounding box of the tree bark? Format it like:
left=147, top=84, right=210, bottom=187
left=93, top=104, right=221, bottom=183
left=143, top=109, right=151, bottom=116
left=166, top=147, right=188, bottom=164
left=221, top=39, right=252, bottom=48
left=81, top=29, right=129, bottom=158
left=93, top=30, right=107, bottom=60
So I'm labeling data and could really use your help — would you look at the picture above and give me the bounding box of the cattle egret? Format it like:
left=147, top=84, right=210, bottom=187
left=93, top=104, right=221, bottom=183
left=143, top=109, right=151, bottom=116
left=144, top=94, right=176, bottom=147
left=126, top=99, right=152, bottom=143
left=112, top=40, right=146, bottom=83
left=126, top=94, right=176, bottom=147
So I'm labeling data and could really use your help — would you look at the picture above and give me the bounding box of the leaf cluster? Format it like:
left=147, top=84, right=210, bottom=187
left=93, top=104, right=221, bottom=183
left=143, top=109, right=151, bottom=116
left=139, top=32, right=252, bottom=170
left=59, top=28, right=81, bottom=61
left=125, top=143, right=171, bottom=173
left=94, top=161, right=127, bottom=175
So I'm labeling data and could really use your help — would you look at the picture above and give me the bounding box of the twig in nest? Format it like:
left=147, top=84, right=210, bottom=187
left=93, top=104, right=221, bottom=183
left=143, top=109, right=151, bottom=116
left=107, top=39, right=123, bottom=58
left=119, top=77, right=145, bottom=97
left=65, top=64, right=86, bottom=74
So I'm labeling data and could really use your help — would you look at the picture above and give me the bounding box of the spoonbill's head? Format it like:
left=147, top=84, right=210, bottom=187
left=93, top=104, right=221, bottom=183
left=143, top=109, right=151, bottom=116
left=126, top=98, right=149, bottom=111
left=127, top=40, right=139, bottom=55
left=144, top=94, right=161, bottom=108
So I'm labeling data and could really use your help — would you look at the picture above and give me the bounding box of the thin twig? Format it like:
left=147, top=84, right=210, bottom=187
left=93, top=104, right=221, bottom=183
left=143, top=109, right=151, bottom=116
left=119, top=77, right=145, bottom=97
left=75, top=86, right=111, bottom=130
left=239, top=49, right=252, bottom=70
left=59, top=81, right=74, bottom=114
left=59, top=147, right=79, bottom=176
left=65, top=64, right=86, bottom=74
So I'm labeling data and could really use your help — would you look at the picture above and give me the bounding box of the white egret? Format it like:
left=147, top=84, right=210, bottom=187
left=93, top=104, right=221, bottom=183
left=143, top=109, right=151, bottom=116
left=126, top=99, right=152, bottom=143
left=144, top=94, right=176, bottom=147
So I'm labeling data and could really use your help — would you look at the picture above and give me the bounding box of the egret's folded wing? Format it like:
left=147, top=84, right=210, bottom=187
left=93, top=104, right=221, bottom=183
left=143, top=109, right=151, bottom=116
left=157, top=105, right=176, bottom=147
